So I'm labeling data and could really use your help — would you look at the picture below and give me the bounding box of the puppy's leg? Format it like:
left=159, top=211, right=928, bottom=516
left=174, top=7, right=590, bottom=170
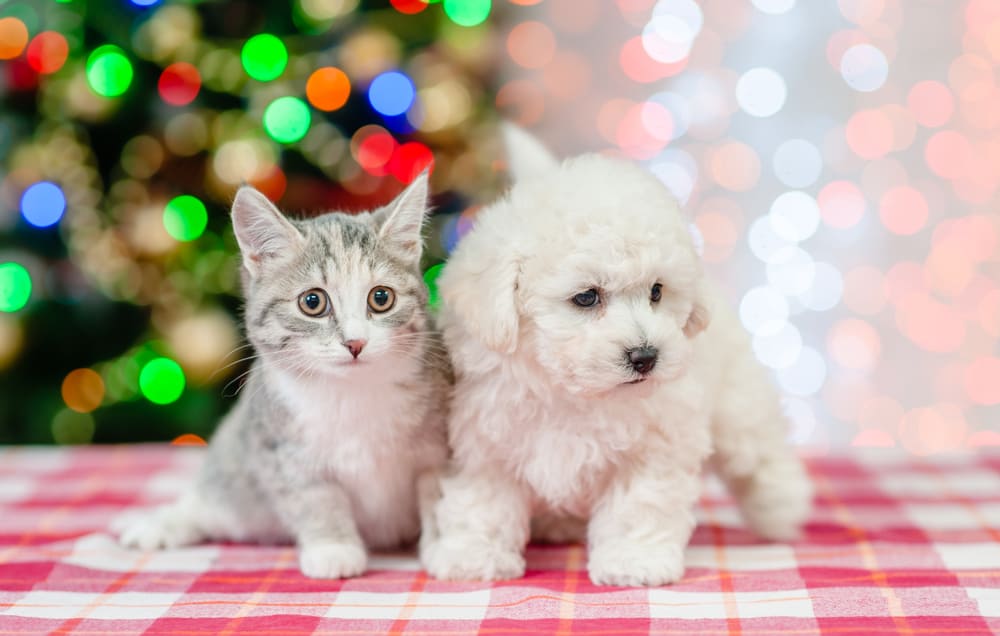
left=710, top=353, right=813, bottom=541
left=588, top=462, right=700, bottom=587
left=421, top=466, right=530, bottom=581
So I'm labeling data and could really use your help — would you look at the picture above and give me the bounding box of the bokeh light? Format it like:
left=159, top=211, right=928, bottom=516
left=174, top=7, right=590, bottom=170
left=139, top=357, right=186, bottom=405
left=735, top=67, right=786, bottom=117
left=751, top=0, right=795, bottom=15
left=21, top=181, right=67, bottom=228
left=740, top=286, right=789, bottom=334
left=163, top=195, right=208, bottom=242
left=86, top=45, right=134, bottom=98
left=777, top=347, right=827, bottom=397
left=306, top=67, right=351, bottom=111
left=641, top=0, right=702, bottom=64
left=767, top=246, right=816, bottom=296
left=0, top=17, right=28, bottom=59
left=828, top=319, right=881, bottom=371
left=158, top=62, right=201, bottom=106
left=818, top=180, right=866, bottom=229
left=879, top=186, right=928, bottom=235
left=263, top=96, right=311, bottom=143
left=799, top=262, right=844, bottom=312
left=0, top=263, right=32, bottom=313
left=368, top=71, right=416, bottom=117
left=908, top=81, right=954, bottom=128
left=769, top=191, right=820, bottom=242
left=241, top=34, right=288, bottom=81
left=508, top=21, right=556, bottom=69
left=753, top=321, right=803, bottom=369
left=26, top=32, right=69, bottom=74
left=389, top=141, right=434, bottom=183
left=354, top=128, right=398, bottom=176
left=965, top=357, right=1000, bottom=405
left=846, top=109, right=893, bottom=159
left=424, top=263, right=445, bottom=309
left=61, top=369, right=105, bottom=413
left=773, top=139, right=822, bottom=188
left=51, top=410, right=95, bottom=445
left=443, top=0, right=491, bottom=27
left=840, top=44, right=888, bottom=92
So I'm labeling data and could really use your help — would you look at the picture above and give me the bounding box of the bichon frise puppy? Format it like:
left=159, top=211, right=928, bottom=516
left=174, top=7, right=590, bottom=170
left=420, top=126, right=813, bottom=587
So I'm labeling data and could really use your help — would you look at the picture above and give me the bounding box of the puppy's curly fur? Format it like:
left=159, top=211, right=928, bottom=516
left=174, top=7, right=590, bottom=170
left=420, top=126, right=813, bottom=587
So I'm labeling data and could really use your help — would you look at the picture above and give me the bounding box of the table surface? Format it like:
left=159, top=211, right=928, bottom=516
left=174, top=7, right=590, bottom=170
left=1, top=445, right=999, bottom=635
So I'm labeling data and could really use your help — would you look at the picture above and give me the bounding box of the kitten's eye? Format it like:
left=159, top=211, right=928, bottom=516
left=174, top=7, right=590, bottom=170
left=651, top=283, right=663, bottom=303
left=367, top=286, right=396, bottom=313
left=297, top=289, right=330, bottom=317
left=572, top=289, right=600, bottom=308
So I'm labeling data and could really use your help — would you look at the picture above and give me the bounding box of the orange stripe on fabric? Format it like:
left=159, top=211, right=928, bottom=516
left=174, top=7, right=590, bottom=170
left=386, top=569, right=429, bottom=634
left=704, top=495, right=741, bottom=635
left=919, top=458, right=1000, bottom=544
left=216, top=547, right=297, bottom=636
left=814, top=472, right=914, bottom=635
left=555, top=544, right=584, bottom=635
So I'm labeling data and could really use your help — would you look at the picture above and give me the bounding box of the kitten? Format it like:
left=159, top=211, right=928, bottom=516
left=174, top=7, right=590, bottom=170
left=116, top=174, right=451, bottom=579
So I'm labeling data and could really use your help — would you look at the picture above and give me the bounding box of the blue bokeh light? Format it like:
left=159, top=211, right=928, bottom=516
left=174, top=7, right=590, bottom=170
left=21, top=182, right=66, bottom=228
left=368, top=71, right=416, bottom=117
left=129, top=0, right=161, bottom=6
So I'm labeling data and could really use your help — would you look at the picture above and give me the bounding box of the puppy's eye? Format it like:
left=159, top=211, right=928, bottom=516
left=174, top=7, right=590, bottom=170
left=651, top=283, right=662, bottom=303
left=367, top=286, right=396, bottom=313
left=572, top=289, right=600, bottom=308
left=298, top=289, right=330, bottom=317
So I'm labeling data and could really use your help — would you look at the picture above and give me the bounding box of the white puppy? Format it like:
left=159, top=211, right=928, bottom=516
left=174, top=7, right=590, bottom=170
left=420, top=126, right=813, bottom=587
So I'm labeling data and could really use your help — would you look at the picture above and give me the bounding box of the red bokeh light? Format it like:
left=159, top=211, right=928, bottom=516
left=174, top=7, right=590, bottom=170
left=158, top=62, right=202, bottom=106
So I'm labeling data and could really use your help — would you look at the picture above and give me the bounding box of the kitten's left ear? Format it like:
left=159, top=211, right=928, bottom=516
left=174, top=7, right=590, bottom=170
left=375, top=171, right=429, bottom=262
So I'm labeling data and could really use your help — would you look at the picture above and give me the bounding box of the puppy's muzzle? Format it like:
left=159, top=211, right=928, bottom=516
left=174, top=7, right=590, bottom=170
left=626, top=346, right=658, bottom=375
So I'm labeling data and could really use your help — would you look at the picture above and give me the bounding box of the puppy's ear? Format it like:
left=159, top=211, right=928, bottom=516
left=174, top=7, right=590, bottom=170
left=502, top=122, right=559, bottom=182
left=439, top=232, right=520, bottom=354
left=684, top=286, right=711, bottom=338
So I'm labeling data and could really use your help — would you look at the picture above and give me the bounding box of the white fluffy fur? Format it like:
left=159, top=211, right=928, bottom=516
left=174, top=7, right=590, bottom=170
left=420, top=127, right=813, bottom=587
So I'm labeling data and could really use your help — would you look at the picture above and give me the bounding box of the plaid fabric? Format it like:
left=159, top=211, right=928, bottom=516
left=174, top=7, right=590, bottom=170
left=2, top=446, right=1000, bottom=635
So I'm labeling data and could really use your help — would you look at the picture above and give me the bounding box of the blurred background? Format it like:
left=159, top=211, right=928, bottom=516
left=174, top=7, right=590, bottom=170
left=0, top=0, right=996, bottom=454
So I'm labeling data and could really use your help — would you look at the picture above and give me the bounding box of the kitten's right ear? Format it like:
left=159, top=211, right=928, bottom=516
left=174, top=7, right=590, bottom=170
left=501, top=122, right=559, bottom=183
left=438, top=226, right=520, bottom=354
left=231, top=186, right=302, bottom=277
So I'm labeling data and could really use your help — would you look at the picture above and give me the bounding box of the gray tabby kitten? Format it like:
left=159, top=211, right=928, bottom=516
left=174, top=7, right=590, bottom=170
left=117, top=173, right=451, bottom=579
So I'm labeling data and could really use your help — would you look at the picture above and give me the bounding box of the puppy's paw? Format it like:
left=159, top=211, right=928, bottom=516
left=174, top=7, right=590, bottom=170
left=118, top=507, right=203, bottom=551
left=740, top=456, right=813, bottom=542
left=423, top=535, right=524, bottom=581
left=299, top=541, right=367, bottom=579
left=588, top=542, right=685, bottom=587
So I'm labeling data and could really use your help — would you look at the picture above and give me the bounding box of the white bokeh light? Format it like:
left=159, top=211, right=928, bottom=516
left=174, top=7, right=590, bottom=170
left=642, top=0, right=703, bottom=64
left=751, top=0, right=796, bottom=15
left=798, top=262, right=843, bottom=311
left=740, top=286, right=790, bottom=334
left=767, top=246, right=816, bottom=295
left=649, top=91, right=692, bottom=139
left=840, top=44, right=889, bottom=93
left=650, top=150, right=698, bottom=204
left=783, top=397, right=818, bottom=445
left=777, top=347, right=827, bottom=396
left=769, top=191, right=821, bottom=242
left=773, top=139, right=822, bottom=188
left=752, top=320, right=803, bottom=369
left=736, top=67, right=787, bottom=118
left=749, top=216, right=795, bottom=263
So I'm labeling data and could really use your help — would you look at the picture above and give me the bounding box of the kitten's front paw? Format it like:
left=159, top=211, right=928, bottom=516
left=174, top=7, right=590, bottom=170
left=588, top=542, right=685, bottom=587
left=423, top=535, right=524, bottom=581
left=299, top=542, right=367, bottom=579
left=118, top=507, right=202, bottom=550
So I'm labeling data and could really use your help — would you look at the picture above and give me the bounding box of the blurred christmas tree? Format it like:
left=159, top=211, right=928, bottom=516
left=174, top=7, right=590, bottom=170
left=0, top=0, right=502, bottom=444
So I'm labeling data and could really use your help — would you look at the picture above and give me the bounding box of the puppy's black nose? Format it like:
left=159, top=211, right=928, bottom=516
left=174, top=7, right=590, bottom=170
left=627, top=346, right=658, bottom=375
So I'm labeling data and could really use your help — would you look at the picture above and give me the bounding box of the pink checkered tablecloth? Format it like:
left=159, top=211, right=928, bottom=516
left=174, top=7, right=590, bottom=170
left=1, top=445, right=1000, bottom=635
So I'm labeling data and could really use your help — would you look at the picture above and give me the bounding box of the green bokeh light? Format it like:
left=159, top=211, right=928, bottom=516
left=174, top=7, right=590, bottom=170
left=442, top=0, right=490, bottom=26
left=423, top=263, right=445, bottom=310
left=241, top=34, right=288, bottom=81
left=51, top=409, right=95, bottom=445
left=263, top=96, right=311, bottom=143
left=139, top=357, right=186, bottom=405
left=0, top=262, right=31, bottom=312
left=86, top=45, right=133, bottom=97
left=163, top=195, right=208, bottom=242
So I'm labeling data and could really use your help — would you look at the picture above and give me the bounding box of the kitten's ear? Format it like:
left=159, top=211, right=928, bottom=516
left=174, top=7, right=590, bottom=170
left=502, top=122, right=559, bottom=183
left=438, top=228, right=520, bottom=354
left=375, top=171, right=429, bottom=262
left=231, top=186, right=302, bottom=277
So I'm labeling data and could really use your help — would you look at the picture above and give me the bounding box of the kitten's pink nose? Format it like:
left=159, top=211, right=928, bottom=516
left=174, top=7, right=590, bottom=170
left=343, top=339, right=367, bottom=359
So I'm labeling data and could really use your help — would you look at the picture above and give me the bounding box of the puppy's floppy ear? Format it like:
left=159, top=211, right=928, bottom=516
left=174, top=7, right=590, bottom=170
left=374, top=170, right=429, bottom=263
left=232, top=185, right=303, bottom=278
left=684, top=284, right=711, bottom=338
left=502, top=122, right=559, bottom=183
left=439, top=230, right=520, bottom=354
